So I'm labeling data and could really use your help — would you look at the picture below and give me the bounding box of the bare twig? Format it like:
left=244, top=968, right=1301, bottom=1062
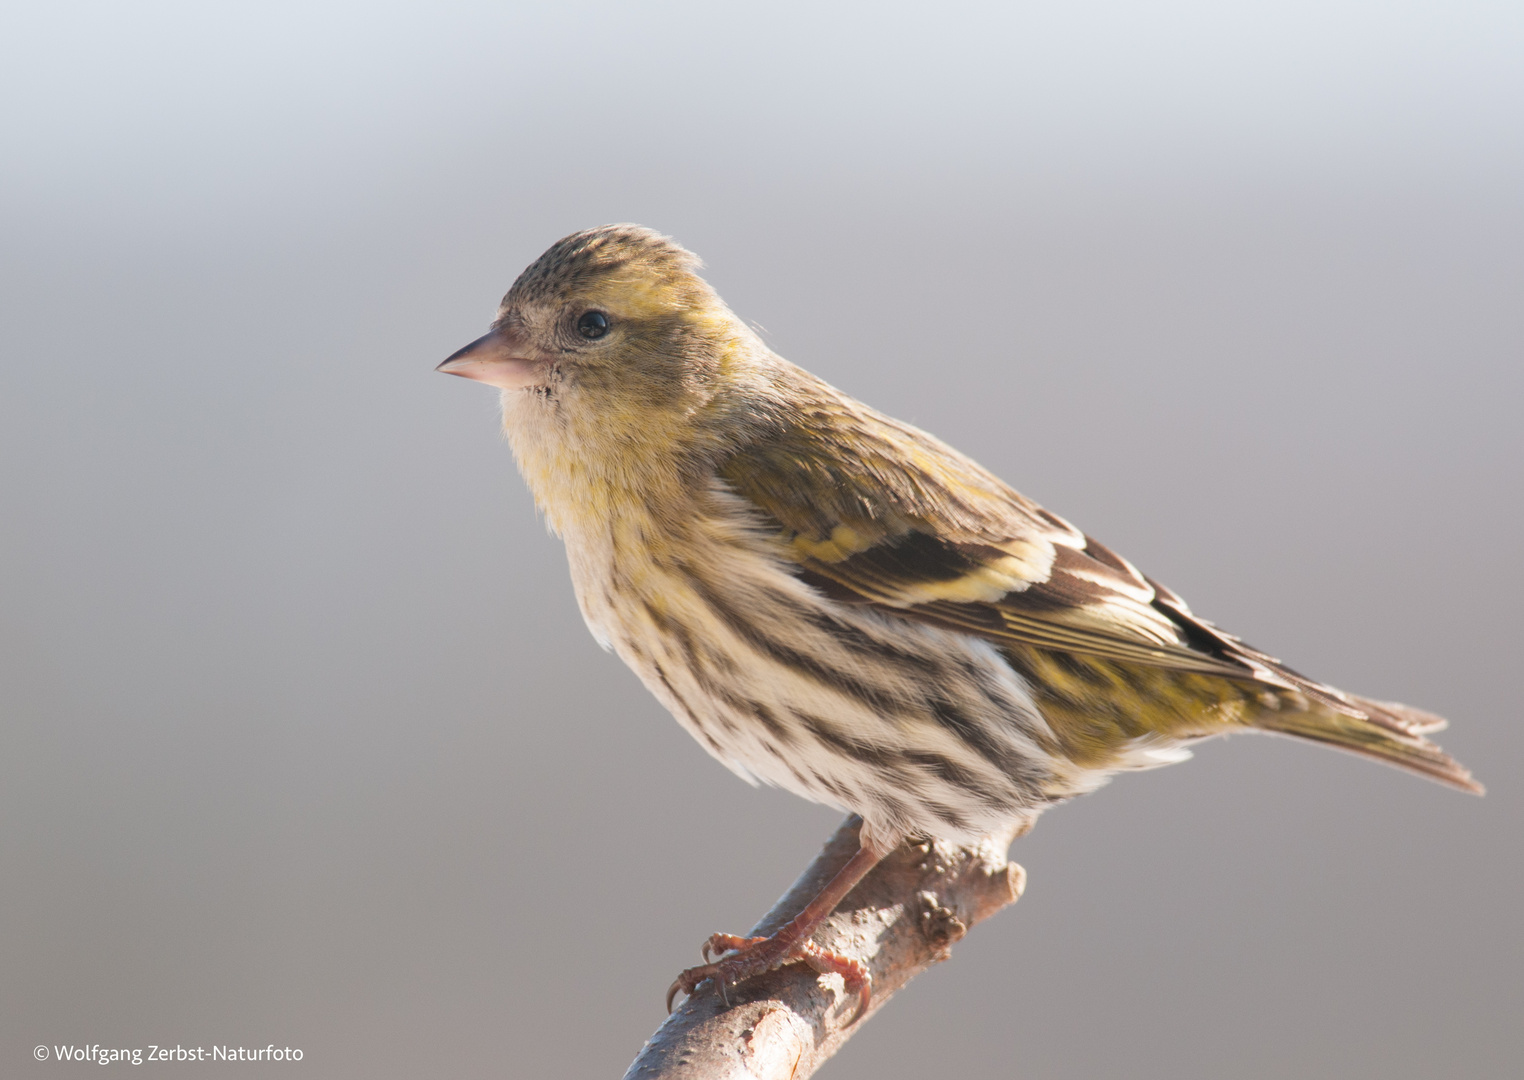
left=623, top=816, right=1026, bottom=1080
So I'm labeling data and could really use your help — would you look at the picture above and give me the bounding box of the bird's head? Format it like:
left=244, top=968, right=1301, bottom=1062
left=439, top=225, right=753, bottom=421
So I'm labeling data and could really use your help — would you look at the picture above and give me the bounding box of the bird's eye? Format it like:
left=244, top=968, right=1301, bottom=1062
left=576, top=311, right=610, bottom=339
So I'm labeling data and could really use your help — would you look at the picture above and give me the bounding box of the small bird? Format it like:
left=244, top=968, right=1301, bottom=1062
left=438, top=224, right=1481, bottom=1018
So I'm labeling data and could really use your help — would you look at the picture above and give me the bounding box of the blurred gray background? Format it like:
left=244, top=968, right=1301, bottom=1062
left=2, top=2, right=1520, bottom=1077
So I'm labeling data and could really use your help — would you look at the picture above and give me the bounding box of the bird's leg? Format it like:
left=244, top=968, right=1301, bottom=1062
left=666, top=837, right=887, bottom=1022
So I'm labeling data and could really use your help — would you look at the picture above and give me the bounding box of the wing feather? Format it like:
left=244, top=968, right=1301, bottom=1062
left=707, top=363, right=1469, bottom=787
left=715, top=390, right=1374, bottom=712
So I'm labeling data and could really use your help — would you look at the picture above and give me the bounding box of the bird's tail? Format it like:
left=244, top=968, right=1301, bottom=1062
left=1255, top=695, right=1483, bottom=795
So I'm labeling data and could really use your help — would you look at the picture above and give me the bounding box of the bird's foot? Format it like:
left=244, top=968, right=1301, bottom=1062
left=666, top=931, right=870, bottom=1023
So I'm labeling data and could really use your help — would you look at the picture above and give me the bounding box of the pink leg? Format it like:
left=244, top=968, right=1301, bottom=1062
left=666, top=839, right=887, bottom=1023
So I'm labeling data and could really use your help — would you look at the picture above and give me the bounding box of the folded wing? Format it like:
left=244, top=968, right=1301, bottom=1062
left=718, top=396, right=1445, bottom=744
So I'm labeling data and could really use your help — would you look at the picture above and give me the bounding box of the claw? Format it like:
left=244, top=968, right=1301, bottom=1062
left=845, top=974, right=871, bottom=1026
left=666, top=960, right=719, bottom=1014
left=702, top=932, right=761, bottom=964
left=662, top=836, right=888, bottom=1020
left=666, top=967, right=718, bottom=1013
left=664, top=932, right=872, bottom=1021
left=797, top=940, right=872, bottom=1025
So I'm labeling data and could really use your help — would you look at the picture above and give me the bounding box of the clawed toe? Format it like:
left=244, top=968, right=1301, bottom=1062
left=796, top=941, right=871, bottom=1025
left=665, top=972, right=696, bottom=1014
left=665, top=932, right=871, bottom=1023
left=701, top=932, right=762, bottom=964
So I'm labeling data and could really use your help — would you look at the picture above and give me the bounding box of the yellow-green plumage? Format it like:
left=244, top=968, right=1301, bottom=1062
left=447, top=223, right=1481, bottom=853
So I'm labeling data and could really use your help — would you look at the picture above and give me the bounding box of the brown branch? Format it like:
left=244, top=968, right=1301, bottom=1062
left=623, top=816, right=1026, bottom=1080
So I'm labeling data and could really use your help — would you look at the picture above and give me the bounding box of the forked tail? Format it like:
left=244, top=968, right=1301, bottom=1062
left=1256, top=698, right=1483, bottom=795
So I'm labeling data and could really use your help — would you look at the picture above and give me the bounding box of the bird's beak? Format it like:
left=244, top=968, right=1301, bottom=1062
left=436, top=329, right=548, bottom=390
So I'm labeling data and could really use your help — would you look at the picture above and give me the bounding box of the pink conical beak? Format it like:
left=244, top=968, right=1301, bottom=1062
left=436, top=329, right=548, bottom=390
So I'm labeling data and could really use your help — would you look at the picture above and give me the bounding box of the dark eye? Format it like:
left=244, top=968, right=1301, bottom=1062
left=576, top=310, right=610, bottom=339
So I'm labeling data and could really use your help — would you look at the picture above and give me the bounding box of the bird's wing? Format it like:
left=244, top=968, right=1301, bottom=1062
left=717, top=398, right=1356, bottom=700
left=717, top=385, right=1458, bottom=753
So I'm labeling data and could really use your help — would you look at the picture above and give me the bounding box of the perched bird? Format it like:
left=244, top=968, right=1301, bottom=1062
left=438, top=224, right=1481, bottom=1017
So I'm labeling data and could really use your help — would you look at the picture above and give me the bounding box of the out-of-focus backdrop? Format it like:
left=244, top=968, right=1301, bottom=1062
left=3, top=3, right=1520, bottom=1077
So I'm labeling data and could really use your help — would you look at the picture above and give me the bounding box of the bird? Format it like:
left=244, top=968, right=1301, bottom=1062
left=437, top=223, right=1482, bottom=1019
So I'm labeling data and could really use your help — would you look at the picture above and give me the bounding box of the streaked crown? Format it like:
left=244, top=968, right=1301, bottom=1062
left=502, top=224, right=706, bottom=311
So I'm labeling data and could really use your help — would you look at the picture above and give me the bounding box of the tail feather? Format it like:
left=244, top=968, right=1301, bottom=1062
left=1350, top=696, right=1450, bottom=736
left=1256, top=707, right=1483, bottom=795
